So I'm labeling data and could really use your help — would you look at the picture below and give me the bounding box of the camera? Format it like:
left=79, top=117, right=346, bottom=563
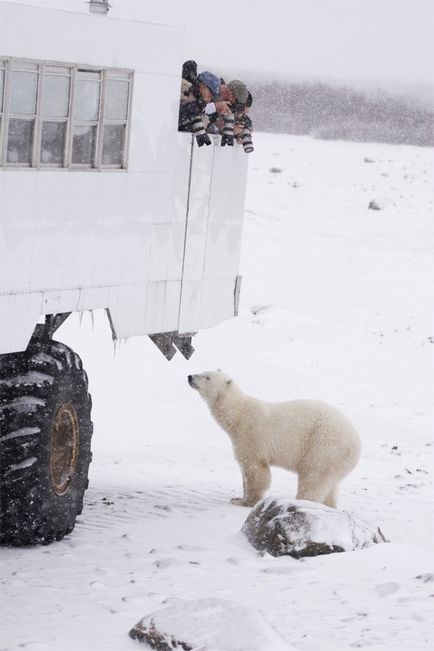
left=234, top=114, right=254, bottom=153
left=191, top=115, right=211, bottom=147
left=241, top=127, right=254, bottom=153
left=221, top=113, right=235, bottom=146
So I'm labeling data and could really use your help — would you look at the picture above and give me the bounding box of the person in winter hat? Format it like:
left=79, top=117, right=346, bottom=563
left=214, top=79, right=249, bottom=112
left=209, top=79, right=254, bottom=152
left=182, top=60, right=197, bottom=84
left=196, top=71, right=221, bottom=100
left=205, top=79, right=248, bottom=148
left=178, top=65, right=221, bottom=147
left=228, top=80, right=249, bottom=106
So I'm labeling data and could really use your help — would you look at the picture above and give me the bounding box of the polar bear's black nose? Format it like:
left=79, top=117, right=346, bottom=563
left=188, top=375, right=198, bottom=389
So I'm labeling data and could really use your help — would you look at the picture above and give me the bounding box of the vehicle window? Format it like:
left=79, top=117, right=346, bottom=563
left=0, top=58, right=133, bottom=169
left=0, top=64, right=4, bottom=112
left=7, top=118, right=34, bottom=165
left=41, top=121, right=67, bottom=165
left=0, top=62, right=4, bottom=152
left=102, top=124, right=125, bottom=166
left=10, top=67, right=38, bottom=114
left=42, top=71, right=70, bottom=118
left=72, top=124, right=96, bottom=166
left=7, top=64, right=38, bottom=165
left=74, top=71, right=101, bottom=121
left=104, top=79, right=129, bottom=120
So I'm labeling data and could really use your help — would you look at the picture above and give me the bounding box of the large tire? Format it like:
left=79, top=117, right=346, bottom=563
left=0, top=332, right=93, bottom=546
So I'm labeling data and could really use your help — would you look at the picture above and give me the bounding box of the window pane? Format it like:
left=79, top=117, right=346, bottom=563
left=0, top=68, right=4, bottom=112
left=10, top=70, right=38, bottom=114
left=102, top=124, right=125, bottom=166
left=72, top=125, right=96, bottom=165
left=46, top=66, right=71, bottom=75
left=104, top=80, right=129, bottom=120
left=75, top=79, right=100, bottom=120
left=41, top=121, right=66, bottom=165
left=7, top=118, right=34, bottom=164
left=15, top=63, right=38, bottom=71
left=43, top=75, right=70, bottom=118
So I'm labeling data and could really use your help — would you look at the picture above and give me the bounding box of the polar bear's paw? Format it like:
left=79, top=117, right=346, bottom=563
left=231, top=497, right=256, bottom=507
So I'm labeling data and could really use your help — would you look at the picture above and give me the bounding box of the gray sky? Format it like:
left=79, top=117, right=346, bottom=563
left=7, top=0, right=434, bottom=89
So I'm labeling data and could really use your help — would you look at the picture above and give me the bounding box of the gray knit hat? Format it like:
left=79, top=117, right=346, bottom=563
left=228, top=80, right=248, bottom=104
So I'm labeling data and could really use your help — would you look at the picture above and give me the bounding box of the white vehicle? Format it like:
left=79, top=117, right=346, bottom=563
left=0, top=1, right=248, bottom=546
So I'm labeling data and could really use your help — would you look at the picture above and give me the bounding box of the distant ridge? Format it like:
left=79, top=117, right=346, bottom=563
left=249, top=81, right=434, bottom=147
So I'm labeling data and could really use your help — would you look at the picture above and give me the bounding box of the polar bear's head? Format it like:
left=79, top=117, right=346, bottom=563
left=188, top=370, right=233, bottom=405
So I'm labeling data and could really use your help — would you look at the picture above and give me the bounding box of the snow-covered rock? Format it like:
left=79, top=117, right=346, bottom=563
left=242, top=498, right=388, bottom=558
left=129, top=597, right=293, bottom=650
left=368, top=199, right=382, bottom=210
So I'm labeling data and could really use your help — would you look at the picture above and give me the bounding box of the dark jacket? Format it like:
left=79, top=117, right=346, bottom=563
left=178, top=78, right=207, bottom=131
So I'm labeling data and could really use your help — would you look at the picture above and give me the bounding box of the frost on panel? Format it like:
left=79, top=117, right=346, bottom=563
left=7, top=119, right=34, bottom=164
left=72, top=125, right=96, bottom=165
left=41, top=122, right=67, bottom=164
left=102, top=125, right=125, bottom=165
left=0, top=65, right=4, bottom=109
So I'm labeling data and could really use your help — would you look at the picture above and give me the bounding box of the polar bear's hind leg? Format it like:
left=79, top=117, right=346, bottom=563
left=323, top=486, right=339, bottom=508
left=296, top=471, right=336, bottom=507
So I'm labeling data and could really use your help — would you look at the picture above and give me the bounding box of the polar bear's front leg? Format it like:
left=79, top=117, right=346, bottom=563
left=231, top=461, right=271, bottom=507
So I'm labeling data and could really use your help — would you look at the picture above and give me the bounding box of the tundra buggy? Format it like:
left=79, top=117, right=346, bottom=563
left=0, top=0, right=248, bottom=545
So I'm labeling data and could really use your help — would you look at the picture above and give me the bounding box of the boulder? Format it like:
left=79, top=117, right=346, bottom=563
left=242, top=498, right=387, bottom=558
left=129, top=597, right=293, bottom=650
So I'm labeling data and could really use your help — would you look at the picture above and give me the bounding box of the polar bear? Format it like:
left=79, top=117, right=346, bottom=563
left=188, top=371, right=361, bottom=508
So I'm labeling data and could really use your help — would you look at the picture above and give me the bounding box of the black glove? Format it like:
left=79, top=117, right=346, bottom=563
left=221, top=113, right=234, bottom=147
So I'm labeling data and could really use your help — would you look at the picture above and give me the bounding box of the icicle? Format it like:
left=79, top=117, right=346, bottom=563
left=113, top=337, right=120, bottom=359
left=90, top=309, right=95, bottom=333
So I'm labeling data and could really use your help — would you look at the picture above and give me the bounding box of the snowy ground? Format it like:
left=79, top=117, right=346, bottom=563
left=1, top=133, right=433, bottom=650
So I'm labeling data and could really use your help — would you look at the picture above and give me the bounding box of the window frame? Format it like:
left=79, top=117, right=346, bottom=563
left=39, top=62, right=73, bottom=168
left=0, top=59, right=8, bottom=166
left=100, top=71, right=134, bottom=169
left=0, top=57, right=134, bottom=171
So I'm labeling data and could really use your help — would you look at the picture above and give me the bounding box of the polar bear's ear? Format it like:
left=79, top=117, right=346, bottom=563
left=226, top=379, right=232, bottom=386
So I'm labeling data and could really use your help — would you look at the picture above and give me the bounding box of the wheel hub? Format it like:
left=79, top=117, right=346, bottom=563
left=50, top=403, right=80, bottom=495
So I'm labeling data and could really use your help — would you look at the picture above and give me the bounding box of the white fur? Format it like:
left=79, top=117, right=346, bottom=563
left=188, top=371, right=361, bottom=508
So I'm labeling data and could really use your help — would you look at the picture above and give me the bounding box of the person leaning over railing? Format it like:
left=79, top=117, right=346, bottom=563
left=208, top=79, right=254, bottom=153
left=178, top=60, right=221, bottom=147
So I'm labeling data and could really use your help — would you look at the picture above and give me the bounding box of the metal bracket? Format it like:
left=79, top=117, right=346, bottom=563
left=173, top=333, right=195, bottom=360
left=88, top=1, right=111, bottom=15
left=44, top=313, right=71, bottom=339
left=149, top=332, right=195, bottom=361
left=27, top=313, right=71, bottom=346
left=234, top=275, right=242, bottom=316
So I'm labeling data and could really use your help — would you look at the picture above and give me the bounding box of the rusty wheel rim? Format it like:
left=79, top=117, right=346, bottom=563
left=50, top=403, right=80, bottom=495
